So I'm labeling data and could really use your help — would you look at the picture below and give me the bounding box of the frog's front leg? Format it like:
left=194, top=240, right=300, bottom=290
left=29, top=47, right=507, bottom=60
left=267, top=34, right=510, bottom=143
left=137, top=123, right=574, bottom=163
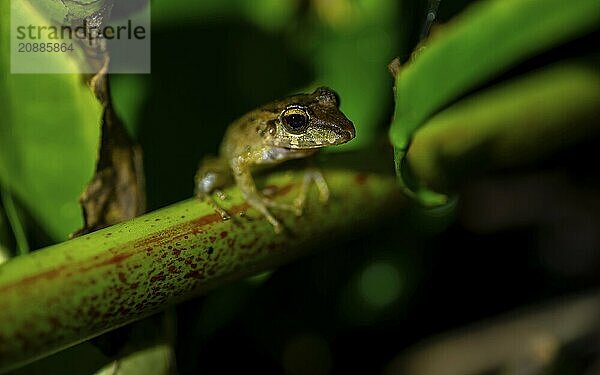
left=230, top=157, right=297, bottom=233
left=196, top=189, right=231, bottom=221
left=195, top=157, right=232, bottom=220
left=293, top=168, right=330, bottom=215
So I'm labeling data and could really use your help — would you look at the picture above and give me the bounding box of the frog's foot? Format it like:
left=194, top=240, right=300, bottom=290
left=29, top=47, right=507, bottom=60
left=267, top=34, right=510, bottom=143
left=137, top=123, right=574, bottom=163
left=262, top=197, right=302, bottom=216
left=215, top=189, right=229, bottom=201
left=197, top=192, right=231, bottom=221
left=245, top=196, right=284, bottom=233
left=293, top=169, right=330, bottom=215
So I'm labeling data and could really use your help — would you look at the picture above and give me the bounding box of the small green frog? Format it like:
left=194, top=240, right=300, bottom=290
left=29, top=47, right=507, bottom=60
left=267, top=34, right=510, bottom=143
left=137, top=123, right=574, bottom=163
left=195, top=87, right=355, bottom=233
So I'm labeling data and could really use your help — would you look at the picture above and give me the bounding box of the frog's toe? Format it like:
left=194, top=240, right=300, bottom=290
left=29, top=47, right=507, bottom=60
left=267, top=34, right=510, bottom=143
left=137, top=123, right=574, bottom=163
left=215, top=189, right=229, bottom=201
left=318, top=189, right=330, bottom=204
left=263, top=198, right=297, bottom=213
left=261, top=186, right=279, bottom=197
left=244, top=196, right=285, bottom=233
left=292, top=198, right=305, bottom=216
left=199, top=194, right=231, bottom=220
left=219, top=210, right=231, bottom=221
left=272, top=221, right=283, bottom=234
left=261, top=209, right=284, bottom=233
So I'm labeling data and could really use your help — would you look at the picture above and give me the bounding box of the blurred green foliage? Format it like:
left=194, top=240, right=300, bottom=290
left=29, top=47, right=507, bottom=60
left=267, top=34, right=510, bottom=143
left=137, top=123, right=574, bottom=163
left=389, top=0, right=600, bottom=206
left=0, top=1, right=102, bottom=242
left=407, top=62, right=600, bottom=192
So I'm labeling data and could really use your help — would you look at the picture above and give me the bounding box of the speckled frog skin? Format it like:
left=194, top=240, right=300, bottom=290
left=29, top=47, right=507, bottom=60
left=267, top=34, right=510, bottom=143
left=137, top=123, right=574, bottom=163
left=195, top=87, right=355, bottom=233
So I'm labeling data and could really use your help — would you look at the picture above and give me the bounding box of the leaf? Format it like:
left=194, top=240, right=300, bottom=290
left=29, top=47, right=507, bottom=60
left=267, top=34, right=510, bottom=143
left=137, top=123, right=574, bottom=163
left=0, top=195, right=13, bottom=262
left=93, top=345, right=173, bottom=375
left=73, top=111, right=145, bottom=236
left=72, top=62, right=146, bottom=237
left=407, top=61, right=600, bottom=192
left=1, top=0, right=145, bottom=240
left=389, top=0, right=600, bottom=206
left=0, top=1, right=103, bottom=240
left=0, top=187, right=29, bottom=255
left=25, top=0, right=112, bottom=24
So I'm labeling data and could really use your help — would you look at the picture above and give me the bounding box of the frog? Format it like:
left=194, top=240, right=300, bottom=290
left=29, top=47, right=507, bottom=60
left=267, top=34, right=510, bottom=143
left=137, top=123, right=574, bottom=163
left=195, top=86, right=356, bottom=233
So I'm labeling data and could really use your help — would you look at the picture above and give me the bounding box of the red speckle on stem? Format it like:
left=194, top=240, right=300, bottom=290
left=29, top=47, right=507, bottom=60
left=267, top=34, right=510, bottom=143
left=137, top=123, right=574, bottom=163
left=185, top=270, right=203, bottom=279
left=355, top=173, right=368, bottom=185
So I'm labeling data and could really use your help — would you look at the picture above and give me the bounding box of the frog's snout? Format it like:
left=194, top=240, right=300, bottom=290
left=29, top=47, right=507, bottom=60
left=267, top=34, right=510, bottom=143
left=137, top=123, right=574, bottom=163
left=346, top=126, right=356, bottom=140
left=337, top=118, right=355, bottom=141
left=332, top=124, right=355, bottom=145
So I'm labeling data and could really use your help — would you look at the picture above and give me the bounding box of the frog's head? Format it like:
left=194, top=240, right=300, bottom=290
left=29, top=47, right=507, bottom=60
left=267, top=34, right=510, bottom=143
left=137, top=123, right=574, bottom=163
left=264, top=87, right=355, bottom=149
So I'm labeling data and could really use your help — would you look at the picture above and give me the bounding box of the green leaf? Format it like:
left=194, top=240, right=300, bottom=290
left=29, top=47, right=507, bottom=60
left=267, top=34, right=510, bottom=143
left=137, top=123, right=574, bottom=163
left=93, top=345, right=173, bottom=375
left=110, top=75, right=148, bottom=137
left=151, top=0, right=241, bottom=25
left=0, top=187, right=29, bottom=255
left=24, top=0, right=111, bottom=23
left=152, top=0, right=296, bottom=28
left=0, top=1, right=102, bottom=240
left=0, top=199, right=12, bottom=263
left=408, top=61, right=600, bottom=192
left=389, top=0, right=600, bottom=206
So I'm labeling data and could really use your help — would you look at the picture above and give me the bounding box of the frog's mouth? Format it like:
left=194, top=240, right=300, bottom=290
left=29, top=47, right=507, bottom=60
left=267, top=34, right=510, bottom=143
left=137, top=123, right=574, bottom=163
left=320, top=128, right=356, bottom=146
left=281, top=148, right=318, bottom=157
left=339, top=128, right=356, bottom=141
left=274, top=125, right=355, bottom=150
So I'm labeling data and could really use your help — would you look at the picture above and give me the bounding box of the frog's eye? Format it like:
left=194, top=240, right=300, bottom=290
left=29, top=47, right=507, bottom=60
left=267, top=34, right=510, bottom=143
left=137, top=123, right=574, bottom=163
left=281, top=107, right=309, bottom=133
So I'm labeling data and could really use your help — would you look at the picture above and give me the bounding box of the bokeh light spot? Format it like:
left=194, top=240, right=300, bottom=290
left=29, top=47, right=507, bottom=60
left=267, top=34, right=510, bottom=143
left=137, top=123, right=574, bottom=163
left=359, top=261, right=402, bottom=308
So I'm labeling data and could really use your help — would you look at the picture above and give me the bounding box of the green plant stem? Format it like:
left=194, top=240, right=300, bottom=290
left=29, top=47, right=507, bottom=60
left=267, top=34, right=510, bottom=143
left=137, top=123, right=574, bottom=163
left=0, top=157, right=403, bottom=371
left=1, top=187, right=29, bottom=255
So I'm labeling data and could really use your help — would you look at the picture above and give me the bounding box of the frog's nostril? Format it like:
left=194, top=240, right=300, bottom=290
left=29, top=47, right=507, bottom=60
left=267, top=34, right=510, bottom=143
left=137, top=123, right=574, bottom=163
left=343, top=125, right=355, bottom=140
